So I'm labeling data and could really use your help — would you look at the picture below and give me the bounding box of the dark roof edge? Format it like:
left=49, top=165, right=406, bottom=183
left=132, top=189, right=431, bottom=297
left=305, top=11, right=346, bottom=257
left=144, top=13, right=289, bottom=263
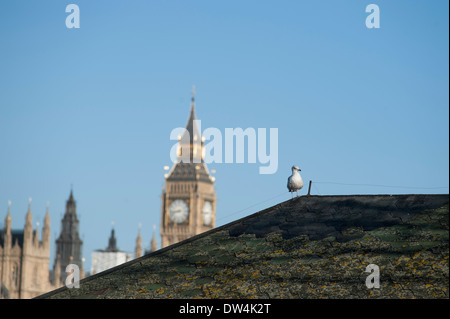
left=35, top=193, right=449, bottom=299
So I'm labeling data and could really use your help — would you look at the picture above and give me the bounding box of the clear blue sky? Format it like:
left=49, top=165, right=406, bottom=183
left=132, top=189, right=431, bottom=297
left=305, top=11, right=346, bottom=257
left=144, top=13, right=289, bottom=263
left=1, top=0, right=448, bottom=273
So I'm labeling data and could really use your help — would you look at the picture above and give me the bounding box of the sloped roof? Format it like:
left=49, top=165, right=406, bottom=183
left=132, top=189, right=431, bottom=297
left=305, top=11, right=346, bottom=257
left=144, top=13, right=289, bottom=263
left=182, top=102, right=201, bottom=146
left=37, top=194, right=449, bottom=299
left=166, top=162, right=213, bottom=183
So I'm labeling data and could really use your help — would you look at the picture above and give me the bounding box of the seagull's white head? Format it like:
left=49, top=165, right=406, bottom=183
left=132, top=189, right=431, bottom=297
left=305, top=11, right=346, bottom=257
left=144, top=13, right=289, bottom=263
left=292, top=165, right=301, bottom=172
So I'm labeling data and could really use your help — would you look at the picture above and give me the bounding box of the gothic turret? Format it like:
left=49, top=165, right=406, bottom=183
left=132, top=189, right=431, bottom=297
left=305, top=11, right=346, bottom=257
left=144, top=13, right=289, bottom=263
left=3, top=201, right=12, bottom=249
left=54, top=189, right=83, bottom=283
left=150, top=232, right=158, bottom=253
left=106, top=228, right=118, bottom=252
left=135, top=225, right=142, bottom=258
left=42, top=203, right=51, bottom=249
left=23, top=198, right=33, bottom=252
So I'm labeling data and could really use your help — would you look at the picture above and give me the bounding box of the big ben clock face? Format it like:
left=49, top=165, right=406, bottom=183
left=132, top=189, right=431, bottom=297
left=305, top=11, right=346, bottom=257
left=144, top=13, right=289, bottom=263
left=202, top=201, right=213, bottom=226
left=169, top=199, right=189, bottom=223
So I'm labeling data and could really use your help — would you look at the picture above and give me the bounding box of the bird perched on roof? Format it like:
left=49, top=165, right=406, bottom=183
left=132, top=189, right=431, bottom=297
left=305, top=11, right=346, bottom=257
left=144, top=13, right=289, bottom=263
left=287, top=165, right=303, bottom=198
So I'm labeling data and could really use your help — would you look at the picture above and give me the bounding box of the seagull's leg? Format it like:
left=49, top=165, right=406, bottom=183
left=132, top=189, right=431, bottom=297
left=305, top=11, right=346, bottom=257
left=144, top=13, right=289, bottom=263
left=296, top=190, right=299, bottom=197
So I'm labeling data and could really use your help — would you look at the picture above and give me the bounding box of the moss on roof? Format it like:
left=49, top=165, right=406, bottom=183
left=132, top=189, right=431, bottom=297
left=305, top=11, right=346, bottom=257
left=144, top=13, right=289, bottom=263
left=38, top=194, right=449, bottom=299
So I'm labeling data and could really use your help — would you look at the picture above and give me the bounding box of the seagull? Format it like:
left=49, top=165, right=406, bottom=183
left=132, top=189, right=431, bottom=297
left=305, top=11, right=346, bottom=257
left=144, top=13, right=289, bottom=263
left=287, top=165, right=304, bottom=198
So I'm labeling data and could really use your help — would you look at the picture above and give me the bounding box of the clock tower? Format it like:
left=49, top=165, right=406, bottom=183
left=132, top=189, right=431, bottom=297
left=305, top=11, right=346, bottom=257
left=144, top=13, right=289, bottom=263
left=160, top=88, right=216, bottom=248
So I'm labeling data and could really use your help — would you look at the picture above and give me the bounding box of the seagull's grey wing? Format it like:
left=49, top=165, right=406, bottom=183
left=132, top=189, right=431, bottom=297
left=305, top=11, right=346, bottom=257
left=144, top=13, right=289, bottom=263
left=287, top=176, right=293, bottom=190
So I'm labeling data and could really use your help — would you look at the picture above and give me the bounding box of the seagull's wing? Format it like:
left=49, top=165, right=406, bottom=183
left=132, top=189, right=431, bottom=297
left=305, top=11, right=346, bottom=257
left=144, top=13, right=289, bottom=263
left=287, top=176, right=292, bottom=190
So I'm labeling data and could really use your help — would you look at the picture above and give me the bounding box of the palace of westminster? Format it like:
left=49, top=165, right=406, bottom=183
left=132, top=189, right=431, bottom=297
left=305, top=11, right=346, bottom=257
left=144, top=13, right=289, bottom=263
left=0, top=90, right=217, bottom=298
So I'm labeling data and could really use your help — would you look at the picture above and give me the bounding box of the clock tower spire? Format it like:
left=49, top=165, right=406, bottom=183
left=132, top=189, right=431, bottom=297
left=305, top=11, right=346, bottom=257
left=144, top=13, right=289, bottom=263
left=160, top=87, right=216, bottom=248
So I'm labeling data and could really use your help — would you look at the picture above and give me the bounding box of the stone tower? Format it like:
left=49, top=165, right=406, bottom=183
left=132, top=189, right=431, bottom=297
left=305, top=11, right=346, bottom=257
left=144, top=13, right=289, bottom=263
left=160, top=88, right=217, bottom=248
left=0, top=199, right=52, bottom=299
left=53, top=190, right=83, bottom=283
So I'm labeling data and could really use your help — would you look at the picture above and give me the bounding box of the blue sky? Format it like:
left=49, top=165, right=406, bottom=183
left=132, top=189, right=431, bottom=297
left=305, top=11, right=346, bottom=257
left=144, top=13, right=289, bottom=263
left=0, top=0, right=448, bottom=273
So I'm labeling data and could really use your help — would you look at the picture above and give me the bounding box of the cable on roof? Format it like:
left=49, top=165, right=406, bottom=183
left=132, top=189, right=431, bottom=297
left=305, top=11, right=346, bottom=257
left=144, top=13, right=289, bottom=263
left=215, top=191, right=287, bottom=223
